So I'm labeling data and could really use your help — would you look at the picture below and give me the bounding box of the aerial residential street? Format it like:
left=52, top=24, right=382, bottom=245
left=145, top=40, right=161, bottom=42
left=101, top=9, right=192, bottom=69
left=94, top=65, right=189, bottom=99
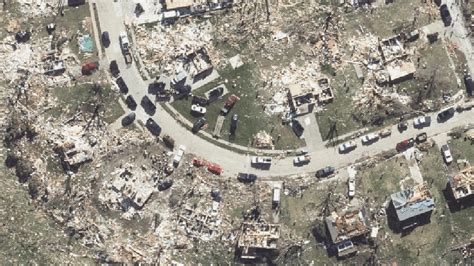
left=94, top=0, right=474, bottom=178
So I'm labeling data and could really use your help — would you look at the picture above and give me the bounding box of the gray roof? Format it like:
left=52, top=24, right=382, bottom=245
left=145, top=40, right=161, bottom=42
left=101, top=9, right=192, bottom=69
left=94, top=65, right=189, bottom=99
left=391, top=189, right=435, bottom=221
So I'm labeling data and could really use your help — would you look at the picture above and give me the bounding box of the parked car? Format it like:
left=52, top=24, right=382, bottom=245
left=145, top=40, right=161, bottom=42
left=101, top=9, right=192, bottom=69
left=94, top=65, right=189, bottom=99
left=121, top=113, right=135, bottom=126
left=146, top=118, right=161, bottom=136
left=251, top=156, right=272, bottom=165
left=230, top=114, right=238, bottom=134
left=339, top=140, right=357, bottom=153
left=191, top=104, right=206, bottom=114
left=157, top=179, right=173, bottom=191
left=171, top=71, right=187, bottom=87
left=116, top=77, right=128, bottom=94
left=360, top=133, right=379, bottom=144
left=441, top=144, right=453, bottom=164
left=162, top=134, right=175, bottom=149
left=396, top=138, right=415, bottom=152
left=221, top=94, right=240, bottom=115
left=415, top=132, right=428, bottom=143
left=440, top=4, right=452, bottom=26
left=293, top=155, right=311, bottom=165
left=348, top=177, right=356, bottom=198
left=464, top=74, right=473, bottom=96
left=413, top=116, right=431, bottom=128
left=237, top=173, right=257, bottom=183
left=398, top=121, right=408, bottom=132
left=148, top=82, right=165, bottom=95
left=315, top=166, right=335, bottom=178
left=192, top=95, right=209, bottom=106
left=291, top=120, right=304, bottom=137
left=437, top=107, right=455, bottom=122
left=208, top=86, right=224, bottom=102
left=141, top=95, right=156, bottom=115
left=173, top=145, right=186, bottom=166
left=109, top=60, right=120, bottom=77
left=125, top=95, right=137, bottom=110
left=378, top=127, right=392, bottom=138
left=192, top=117, right=206, bottom=133
left=101, top=31, right=110, bottom=47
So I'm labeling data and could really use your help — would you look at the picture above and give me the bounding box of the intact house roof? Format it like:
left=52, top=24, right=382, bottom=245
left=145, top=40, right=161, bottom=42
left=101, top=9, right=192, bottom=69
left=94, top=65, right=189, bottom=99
left=325, top=208, right=370, bottom=244
left=448, top=166, right=474, bottom=201
left=390, top=182, right=435, bottom=222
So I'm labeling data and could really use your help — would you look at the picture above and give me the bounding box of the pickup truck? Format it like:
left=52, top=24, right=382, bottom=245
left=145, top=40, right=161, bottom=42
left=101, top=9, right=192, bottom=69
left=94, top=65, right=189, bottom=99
left=413, top=116, right=431, bottom=128
left=221, top=94, right=240, bottom=115
left=293, top=155, right=311, bottom=165
left=119, top=32, right=132, bottom=64
left=338, top=140, right=357, bottom=153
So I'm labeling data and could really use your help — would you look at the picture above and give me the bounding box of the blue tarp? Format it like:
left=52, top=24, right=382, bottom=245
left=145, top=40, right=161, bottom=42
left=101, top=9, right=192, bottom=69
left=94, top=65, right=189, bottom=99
left=79, top=34, right=93, bottom=53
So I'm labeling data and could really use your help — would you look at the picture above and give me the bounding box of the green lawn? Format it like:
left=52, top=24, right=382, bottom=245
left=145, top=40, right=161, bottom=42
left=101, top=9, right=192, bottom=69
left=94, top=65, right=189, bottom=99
left=46, top=83, right=124, bottom=124
left=171, top=63, right=305, bottom=150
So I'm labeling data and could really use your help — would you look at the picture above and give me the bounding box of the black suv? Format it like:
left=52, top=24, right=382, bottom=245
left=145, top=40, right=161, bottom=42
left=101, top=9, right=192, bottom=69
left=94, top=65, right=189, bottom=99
left=437, top=107, right=455, bottom=122
left=237, top=173, right=257, bottom=183
left=440, top=4, right=452, bottom=26
left=192, top=118, right=206, bottom=133
left=116, top=77, right=128, bottom=94
left=141, top=96, right=156, bottom=115
left=146, top=118, right=161, bottom=136
left=109, top=60, right=120, bottom=77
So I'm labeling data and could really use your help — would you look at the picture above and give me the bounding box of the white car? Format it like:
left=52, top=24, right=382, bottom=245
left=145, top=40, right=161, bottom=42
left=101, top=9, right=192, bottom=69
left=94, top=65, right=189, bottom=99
left=191, top=104, right=206, bottom=114
left=293, top=155, right=310, bottom=164
left=348, top=177, right=356, bottom=198
left=339, top=140, right=357, bottom=153
left=119, top=32, right=129, bottom=49
left=360, top=133, right=379, bottom=144
left=251, top=156, right=272, bottom=165
left=173, top=145, right=186, bottom=165
left=413, top=116, right=431, bottom=128
left=441, top=144, right=453, bottom=164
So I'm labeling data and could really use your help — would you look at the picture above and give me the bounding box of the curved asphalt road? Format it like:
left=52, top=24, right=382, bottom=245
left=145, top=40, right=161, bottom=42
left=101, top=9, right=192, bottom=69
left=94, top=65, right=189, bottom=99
left=94, top=0, right=474, bottom=178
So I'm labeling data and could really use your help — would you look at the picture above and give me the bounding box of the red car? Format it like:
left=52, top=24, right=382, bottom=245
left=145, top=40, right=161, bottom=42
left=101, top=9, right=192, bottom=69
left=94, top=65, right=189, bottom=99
left=396, top=138, right=415, bottom=152
left=207, top=163, right=223, bottom=175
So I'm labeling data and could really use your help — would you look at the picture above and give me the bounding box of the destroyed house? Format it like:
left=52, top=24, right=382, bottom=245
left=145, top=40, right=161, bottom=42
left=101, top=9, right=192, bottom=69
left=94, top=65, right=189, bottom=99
left=164, top=0, right=231, bottom=13
left=287, top=77, right=334, bottom=114
left=325, top=208, right=369, bottom=244
left=448, top=166, right=474, bottom=202
left=389, top=183, right=435, bottom=230
left=237, top=222, right=280, bottom=259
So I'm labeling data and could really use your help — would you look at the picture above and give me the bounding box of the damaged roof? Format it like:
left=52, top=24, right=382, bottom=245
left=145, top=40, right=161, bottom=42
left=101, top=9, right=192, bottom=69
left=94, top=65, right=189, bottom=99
left=391, top=182, right=435, bottom=222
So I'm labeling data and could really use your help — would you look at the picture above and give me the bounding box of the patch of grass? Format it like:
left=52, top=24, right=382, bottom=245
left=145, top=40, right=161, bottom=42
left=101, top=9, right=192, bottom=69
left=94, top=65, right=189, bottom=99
left=399, top=41, right=460, bottom=106
left=171, top=63, right=304, bottom=150
left=448, top=137, right=474, bottom=163
left=315, top=65, right=363, bottom=141
left=358, top=157, right=410, bottom=204
left=343, top=0, right=431, bottom=38
left=46, top=83, right=124, bottom=124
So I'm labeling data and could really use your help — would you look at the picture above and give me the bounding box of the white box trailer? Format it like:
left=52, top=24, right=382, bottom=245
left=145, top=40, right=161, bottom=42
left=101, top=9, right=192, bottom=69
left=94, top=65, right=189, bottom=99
left=272, top=188, right=281, bottom=209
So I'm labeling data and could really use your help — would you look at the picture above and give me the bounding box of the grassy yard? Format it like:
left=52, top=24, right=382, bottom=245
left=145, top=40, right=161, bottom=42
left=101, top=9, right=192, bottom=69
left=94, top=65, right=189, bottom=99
left=46, top=83, right=124, bottom=124
left=448, top=137, right=474, bottom=163
left=315, top=65, right=364, bottom=141
left=343, top=0, right=432, bottom=39
left=171, top=63, right=305, bottom=150
left=398, top=41, right=460, bottom=108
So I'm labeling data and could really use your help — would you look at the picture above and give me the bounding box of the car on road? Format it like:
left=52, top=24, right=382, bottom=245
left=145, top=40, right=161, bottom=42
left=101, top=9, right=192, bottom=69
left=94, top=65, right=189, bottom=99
left=415, top=132, right=428, bottom=143
left=315, top=166, right=335, bottom=178
left=237, top=173, right=257, bottom=183
left=396, top=138, right=415, bottom=152
left=192, top=117, right=206, bottom=133
left=115, top=77, right=128, bottom=94
left=125, top=95, right=137, bottom=110
left=291, top=120, right=304, bottom=137
left=464, top=74, right=473, bottom=96
left=146, top=118, right=161, bottom=136
left=141, top=95, right=156, bottom=115
left=191, top=104, right=206, bottom=114
left=293, top=155, right=311, bottom=165
left=339, top=140, right=357, bottom=153
left=109, top=60, right=120, bottom=77
left=121, top=113, right=135, bottom=127
left=441, top=144, right=453, bottom=164
left=348, top=177, right=356, bottom=198
left=413, top=116, right=431, bottom=128
left=101, top=31, right=110, bottom=47
left=119, top=31, right=130, bottom=51
left=440, top=4, right=452, bottom=26
left=437, top=107, right=455, bottom=122
left=173, top=145, right=186, bottom=166
left=251, top=156, right=272, bottom=165
left=360, top=133, right=379, bottom=145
